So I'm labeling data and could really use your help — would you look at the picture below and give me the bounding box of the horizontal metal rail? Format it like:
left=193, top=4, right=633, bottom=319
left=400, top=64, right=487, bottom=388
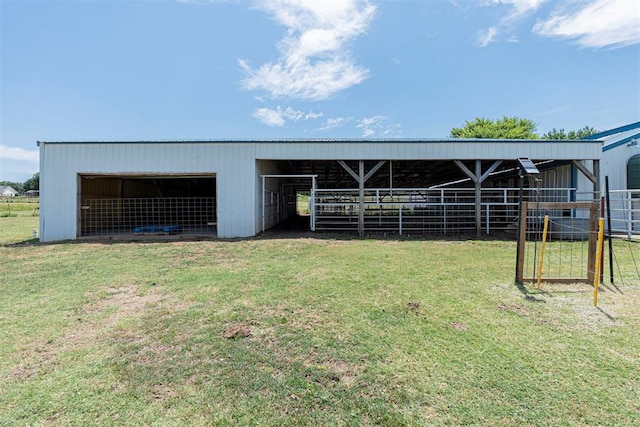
left=608, top=190, right=640, bottom=239
left=313, top=187, right=585, bottom=235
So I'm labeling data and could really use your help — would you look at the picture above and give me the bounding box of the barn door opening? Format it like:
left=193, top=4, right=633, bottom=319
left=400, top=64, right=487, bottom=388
left=79, top=174, right=217, bottom=237
left=261, top=174, right=317, bottom=233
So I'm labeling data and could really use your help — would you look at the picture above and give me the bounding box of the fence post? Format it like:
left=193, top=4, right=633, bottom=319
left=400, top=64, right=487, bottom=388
left=627, top=190, right=633, bottom=240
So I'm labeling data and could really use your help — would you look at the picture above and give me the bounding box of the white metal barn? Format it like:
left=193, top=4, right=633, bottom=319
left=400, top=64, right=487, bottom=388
left=37, top=139, right=603, bottom=242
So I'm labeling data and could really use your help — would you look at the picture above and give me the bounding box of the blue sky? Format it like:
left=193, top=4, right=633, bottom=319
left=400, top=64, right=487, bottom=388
left=1, top=0, right=639, bottom=182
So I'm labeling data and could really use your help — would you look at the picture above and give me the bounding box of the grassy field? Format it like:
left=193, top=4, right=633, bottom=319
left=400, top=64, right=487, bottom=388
left=0, top=198, right=39, bottom=218
left=1, top=216, right=639, bottom=426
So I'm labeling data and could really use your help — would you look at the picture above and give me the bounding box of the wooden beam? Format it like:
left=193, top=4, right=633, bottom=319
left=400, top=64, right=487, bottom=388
left=572, top=160, right=597, bottom=184
left=528, top=201, right=596, bottom=210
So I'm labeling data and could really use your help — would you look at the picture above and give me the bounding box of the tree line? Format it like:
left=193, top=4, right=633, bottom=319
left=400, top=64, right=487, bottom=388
left=0, top=172, right=39, bottom=195
left=450, top=116, right=597, bottom=139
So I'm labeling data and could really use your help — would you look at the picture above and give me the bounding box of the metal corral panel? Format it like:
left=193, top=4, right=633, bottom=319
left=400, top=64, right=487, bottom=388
left=38, top=142, right=257, bottom=241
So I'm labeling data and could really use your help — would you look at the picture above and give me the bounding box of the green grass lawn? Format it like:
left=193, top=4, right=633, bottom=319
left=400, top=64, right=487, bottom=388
left=1, top=217, right=639, bottom=426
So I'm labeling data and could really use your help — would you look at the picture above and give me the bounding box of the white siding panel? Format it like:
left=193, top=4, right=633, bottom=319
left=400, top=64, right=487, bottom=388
left=602, top=146, right=636, bottom=192
left=254, top=141, right=601, bottom=161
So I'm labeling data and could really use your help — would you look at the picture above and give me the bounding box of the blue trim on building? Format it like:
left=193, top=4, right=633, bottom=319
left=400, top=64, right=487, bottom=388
left=585, top=121, right=640, bottom=140
left=602, top=133, right=640, bottom=152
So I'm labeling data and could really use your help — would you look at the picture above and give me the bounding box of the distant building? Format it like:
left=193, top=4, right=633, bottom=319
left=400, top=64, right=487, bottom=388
left=0, top=185, right=18, bottom=197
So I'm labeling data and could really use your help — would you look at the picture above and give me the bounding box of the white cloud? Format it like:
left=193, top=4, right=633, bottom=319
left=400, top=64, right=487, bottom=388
left=252, top=106, right=323, bottom=127
left=533, top=0, right=640, bottom=49
left=477, top=26, right=499, bottom=47
left=239, top=0, right=376, bottom=101
left=315, top=117, right=351, bottom=131
left=177, top=0, right=229, bottom=4
left=356, top=115, right=402, bottom=138
left=478, top=0, right=640, bottom=49
left=0, top=145, right=39, bottom=162
left=253, top=108, right=286, bottom=127
left=476, top=0, right=546, bottom=47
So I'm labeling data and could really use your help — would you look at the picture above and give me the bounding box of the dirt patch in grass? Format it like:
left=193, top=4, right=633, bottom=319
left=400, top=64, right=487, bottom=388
left=450, top=322, right=468, bottom=331
left=10, top=284, right=186, bottom=380
left=497, top=303, right=529, bottom=316
left=83, top=285, right=166, bottom=321
left=223, top=323, right=252, bottom=339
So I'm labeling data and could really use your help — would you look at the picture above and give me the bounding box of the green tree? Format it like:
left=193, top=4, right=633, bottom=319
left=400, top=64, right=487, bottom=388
left=23, top=172, right=39, bottom=192
left=542, top=126, right=598, bottom=140
left=450, top=116, right=538, bottom=139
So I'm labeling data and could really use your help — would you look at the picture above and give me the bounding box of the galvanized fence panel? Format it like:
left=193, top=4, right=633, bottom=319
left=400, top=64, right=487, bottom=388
left=80, top=197, right=216, bottom=236
left=313, top=187, right=579, bottom=235
left=608, top=190, right=640, bottom=239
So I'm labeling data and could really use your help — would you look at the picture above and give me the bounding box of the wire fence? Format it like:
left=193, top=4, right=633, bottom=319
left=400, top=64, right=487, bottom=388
left=521, top=204, right=597, bottom=283
left=80, top=197, right=216, bottom=236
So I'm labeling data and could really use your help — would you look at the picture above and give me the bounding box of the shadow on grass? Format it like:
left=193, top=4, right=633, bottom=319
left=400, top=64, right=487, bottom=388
left=514, top=281, right=546, bottom=303
left=595, top=306, right=617, bottom=321
left=1, top=238, right=40, bottom=248
left=17, top=213, right=519, bottom=246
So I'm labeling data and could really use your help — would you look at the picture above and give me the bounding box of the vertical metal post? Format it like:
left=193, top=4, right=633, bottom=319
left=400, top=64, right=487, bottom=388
left=627, top=190, right=632, bottom=240
left=399, top=206, right=403, bottom=236
left=476, top=160, right=482, bottom=237
left=359, top=160, right=365, bottom=237
left=389, top=160, right=393, bottom=197
left=486, top=206, right=490, bottom=234
left=605, top=176, right=614, bottom=284
left=311, top=176, right=316, bottom=232
left=261, top=176, right=266, bottom=233
left=515, top=171, right=525, bottom=284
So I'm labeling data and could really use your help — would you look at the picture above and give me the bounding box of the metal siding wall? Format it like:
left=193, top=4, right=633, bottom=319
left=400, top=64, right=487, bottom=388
left=254, top=141, right=601, bottom=161
left=40, top=142, right=256, bottom=241
left=602, top=147, right=635, bottom=191
left=255, top=160, right=284, bottom=234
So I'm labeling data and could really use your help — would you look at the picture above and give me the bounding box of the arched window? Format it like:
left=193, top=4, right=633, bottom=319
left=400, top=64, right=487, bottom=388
left=628, top=154, right=640, bottom=190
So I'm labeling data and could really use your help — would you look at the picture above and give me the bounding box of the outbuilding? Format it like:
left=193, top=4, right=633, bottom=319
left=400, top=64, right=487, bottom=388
left=0, top=185, right=19, bottom=197
left=37, top=139, right=602, bottom=242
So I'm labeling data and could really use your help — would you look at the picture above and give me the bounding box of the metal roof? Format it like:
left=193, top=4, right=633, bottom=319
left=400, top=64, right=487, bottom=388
left=37, top=138, right=600, bottom=145
left=584, top=121, right=640, bottom=152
